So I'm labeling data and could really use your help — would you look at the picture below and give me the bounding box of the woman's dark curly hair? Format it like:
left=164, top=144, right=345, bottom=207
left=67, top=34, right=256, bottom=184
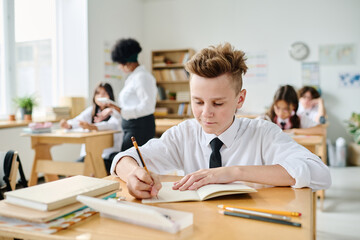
left=111, top=38, right=142, bottom=64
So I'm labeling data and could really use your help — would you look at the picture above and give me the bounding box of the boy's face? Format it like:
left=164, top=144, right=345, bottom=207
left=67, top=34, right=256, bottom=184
left=190, top=73, right=246, bottom=136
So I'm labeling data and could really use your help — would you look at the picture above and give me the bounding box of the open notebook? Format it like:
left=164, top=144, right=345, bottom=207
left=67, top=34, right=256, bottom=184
left=142, top=182, right=256, bottom=204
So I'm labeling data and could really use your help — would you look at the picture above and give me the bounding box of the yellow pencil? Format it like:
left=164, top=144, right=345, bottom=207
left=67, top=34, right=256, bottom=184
left=217, top=205, right=302, bottom=217
left=131, top=136, right=158, bottom=199
left=131, top=136, right=149, bottom=174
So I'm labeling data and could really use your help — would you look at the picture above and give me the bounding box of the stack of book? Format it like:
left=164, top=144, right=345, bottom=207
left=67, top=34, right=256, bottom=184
left=176, top=91, right=190, bottom=102
left=154, top=107, right=169, bottom=117
left=23, top=122, right=53, bottom=134
left=153, top=69, right=189, bottom=82
left=60, top=97, right=86, bottom=118
left=45, top=107, right=70, bottom=120
left=152, top=55, right=166, bottom=67
left=177, top=104, right=192, bottom=116
left=0, top=175, right=119, bottom=234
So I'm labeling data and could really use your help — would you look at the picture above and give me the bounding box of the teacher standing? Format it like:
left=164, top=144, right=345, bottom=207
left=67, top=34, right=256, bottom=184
left=103, top=38, right=157, bottom=151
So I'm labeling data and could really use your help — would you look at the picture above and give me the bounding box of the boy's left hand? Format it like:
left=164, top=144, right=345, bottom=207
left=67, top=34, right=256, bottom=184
left=172, top=167, right=236, bottom=191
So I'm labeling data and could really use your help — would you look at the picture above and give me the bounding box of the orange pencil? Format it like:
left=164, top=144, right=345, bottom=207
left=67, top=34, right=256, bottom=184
left=217, top=205, right=302, bottom=217
left=131, top=136, right=149, bottom=174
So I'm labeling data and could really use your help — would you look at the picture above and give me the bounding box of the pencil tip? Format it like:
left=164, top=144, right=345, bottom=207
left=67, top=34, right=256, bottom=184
left=218, top=210, right=224, bottom=214
left=217, top=205, right=224, bottom=208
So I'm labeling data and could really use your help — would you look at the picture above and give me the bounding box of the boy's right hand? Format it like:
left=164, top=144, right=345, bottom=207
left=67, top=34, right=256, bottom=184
left=126, top=167, right=162, bottom=199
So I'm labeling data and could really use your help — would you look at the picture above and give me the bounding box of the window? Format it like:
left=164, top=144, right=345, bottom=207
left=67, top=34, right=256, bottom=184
left=0, top=0, right=56, bottom=119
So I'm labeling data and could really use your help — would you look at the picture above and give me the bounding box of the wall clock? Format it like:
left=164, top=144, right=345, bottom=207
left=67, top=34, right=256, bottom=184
left=289, top=42, right=310, bottom=61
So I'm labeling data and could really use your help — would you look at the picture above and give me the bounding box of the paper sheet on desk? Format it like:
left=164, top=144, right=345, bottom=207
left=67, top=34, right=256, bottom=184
left=63, top=128, right=90, bottom=133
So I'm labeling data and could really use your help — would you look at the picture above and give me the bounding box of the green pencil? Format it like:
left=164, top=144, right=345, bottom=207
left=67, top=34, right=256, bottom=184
left=219, top=210, right=301, bottom=227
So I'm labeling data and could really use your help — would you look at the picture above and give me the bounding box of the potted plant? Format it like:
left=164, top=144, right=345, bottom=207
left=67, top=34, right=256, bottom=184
left=346, top=112, right=360, bottom=166
left=13, top=95, right=37, bottom=121
left=346, top=112, right=360, bottom=144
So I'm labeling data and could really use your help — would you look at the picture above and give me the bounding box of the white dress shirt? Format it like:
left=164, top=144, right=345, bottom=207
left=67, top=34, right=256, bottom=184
left=111, top=117, right=331, bottom=191
left=67, top=106, right=123, bottom=158
left=258, top=114, right=317, bottom=129
left=118, top=65, right=157, bottom=120
left=298, top=103, right=319, bottom=123
left=299, top=114, right=318, bottom=128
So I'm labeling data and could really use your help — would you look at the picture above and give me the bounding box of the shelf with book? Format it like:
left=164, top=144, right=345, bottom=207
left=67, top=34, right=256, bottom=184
left=152, top=48, right=195, bottom=119
left=157, top=100, right=190, bottom=104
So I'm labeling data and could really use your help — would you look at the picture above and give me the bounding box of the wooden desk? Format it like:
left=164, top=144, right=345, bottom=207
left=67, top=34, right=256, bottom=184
left=292, top=135, right=323, bottom=157
left=0, top=176, right=315, bottom=240
left=24, top=130, right=118, bottom=186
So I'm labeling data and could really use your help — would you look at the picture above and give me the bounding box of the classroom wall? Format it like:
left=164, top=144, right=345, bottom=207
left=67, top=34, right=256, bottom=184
left=87, top=0, right=144, bottom=103
left=86, top=0, right=360, bottom=142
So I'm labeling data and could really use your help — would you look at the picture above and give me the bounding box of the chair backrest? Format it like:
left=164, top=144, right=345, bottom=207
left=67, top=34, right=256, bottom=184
left=1, top=151, right=19, bottom=190
left=1, top=150, right=28, bottom=200
left=0, top=151, right=6, bottom=188
left=0, top=151, right=18, bottom=199
left=8, top=151, right=19, bottom=190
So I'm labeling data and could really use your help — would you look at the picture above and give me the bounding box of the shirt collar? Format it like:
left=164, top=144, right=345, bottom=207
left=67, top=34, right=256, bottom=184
left=203, top=117, right=239, bottom=148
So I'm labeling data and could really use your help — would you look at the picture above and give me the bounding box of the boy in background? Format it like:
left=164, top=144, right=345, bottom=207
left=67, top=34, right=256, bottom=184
left=110, top=43, right=331, bottom=199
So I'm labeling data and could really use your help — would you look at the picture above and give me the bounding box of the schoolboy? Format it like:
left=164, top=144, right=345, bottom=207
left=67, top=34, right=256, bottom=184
left=110, top=43, right=331, bottom=199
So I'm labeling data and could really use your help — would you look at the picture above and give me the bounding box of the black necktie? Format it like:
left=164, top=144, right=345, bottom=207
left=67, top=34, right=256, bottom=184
left=280, top=121, right=286, bottom=130
left=209, top=138, right=223, bottom=168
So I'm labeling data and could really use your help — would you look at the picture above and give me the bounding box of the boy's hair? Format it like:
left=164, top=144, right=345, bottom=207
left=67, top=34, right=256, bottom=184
left=92, top=82, right=115, bottom=123
left=267, top=85, right=300, bottom=128
left=185, top=42, right=248, bottom=95
left=111, top=38, right=142, bottom=64
left=298, top=86, right=320, bottom=99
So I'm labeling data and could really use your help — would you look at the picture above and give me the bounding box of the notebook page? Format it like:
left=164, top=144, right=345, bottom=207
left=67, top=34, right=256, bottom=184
left=142, top=182, right=200, bottom=203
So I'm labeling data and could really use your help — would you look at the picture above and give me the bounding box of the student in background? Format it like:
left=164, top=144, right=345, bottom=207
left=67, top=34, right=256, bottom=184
left=97, top=38, right=157, bottom=151
left=265, top=85, right=325, bottom=135
left=60, top=82, right=123, bottom=173
left=297, top=86, right=326, bottom=124
left=110, top=43, right=331, bottom=199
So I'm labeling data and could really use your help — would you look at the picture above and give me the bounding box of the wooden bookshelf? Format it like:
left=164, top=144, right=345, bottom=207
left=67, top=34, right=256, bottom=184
left=152, top=48, right=195, bottom=119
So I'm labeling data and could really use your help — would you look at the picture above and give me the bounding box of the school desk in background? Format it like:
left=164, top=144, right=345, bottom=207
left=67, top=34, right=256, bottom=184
left=22, top=129, right=119, bottom=186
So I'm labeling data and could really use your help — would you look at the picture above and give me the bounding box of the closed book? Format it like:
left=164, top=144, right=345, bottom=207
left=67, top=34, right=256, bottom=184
left=0, top=190, right=117, bottom=223
left=4, top=175, right=120, bottom=211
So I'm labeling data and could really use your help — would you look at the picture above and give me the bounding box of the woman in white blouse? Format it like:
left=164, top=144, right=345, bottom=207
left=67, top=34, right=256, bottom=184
left=99, top=38, right=157, bottom=151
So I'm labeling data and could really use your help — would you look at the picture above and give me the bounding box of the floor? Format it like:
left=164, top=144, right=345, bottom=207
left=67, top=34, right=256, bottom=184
left=317, top=166, right=360, bottom=240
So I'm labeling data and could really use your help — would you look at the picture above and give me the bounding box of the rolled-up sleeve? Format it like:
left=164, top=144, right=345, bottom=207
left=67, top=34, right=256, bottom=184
left=262, top=124, right=331, bottom=191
